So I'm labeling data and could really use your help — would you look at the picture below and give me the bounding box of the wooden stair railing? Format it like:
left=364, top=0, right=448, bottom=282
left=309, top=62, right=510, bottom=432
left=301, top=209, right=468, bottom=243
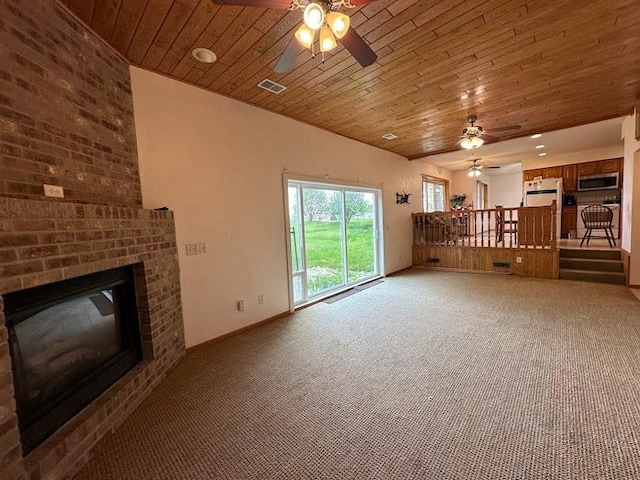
left=412, top=201, right=557, bottom=250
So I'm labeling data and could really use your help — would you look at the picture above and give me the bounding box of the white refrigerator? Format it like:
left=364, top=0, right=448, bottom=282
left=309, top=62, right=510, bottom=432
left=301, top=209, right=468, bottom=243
left=523, top=178, right=563, bottom=237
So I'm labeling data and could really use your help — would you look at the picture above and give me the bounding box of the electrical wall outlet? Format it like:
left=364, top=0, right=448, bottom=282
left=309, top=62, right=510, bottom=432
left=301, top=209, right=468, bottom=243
left=43, top=184, right=64, bottom=198
left=258, top=294, right=264, bottom=305
left=198, top=242, right=207, bottom=254
left=516, top=256, right=523, bottom=264
left=186, top=243, right=198, bottom=256
left=237, top=300, right=244, bottom=312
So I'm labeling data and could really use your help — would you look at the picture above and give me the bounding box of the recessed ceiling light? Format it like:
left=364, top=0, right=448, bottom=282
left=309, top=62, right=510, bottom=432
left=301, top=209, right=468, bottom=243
left=382, top=133, right=397, bottom=140
left=192, top=48, right=217, bottom=64
left=539, top=152, right=547, bottom=157
left=531, top=133, right=542, bottom=139
left=535, top=144, right=545, bottom=149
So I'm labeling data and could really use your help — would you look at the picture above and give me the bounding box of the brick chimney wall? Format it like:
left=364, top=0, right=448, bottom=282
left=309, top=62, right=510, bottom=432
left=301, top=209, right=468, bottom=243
left=0, top=1, right=185, bottom=479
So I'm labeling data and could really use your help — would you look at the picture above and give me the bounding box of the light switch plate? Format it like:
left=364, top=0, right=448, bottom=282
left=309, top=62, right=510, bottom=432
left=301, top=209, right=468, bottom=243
left=43, top=184, right=64, bottom=198
left=198, top=242, right=206, bottom=254
left=186, top=243, right=198, bottom=256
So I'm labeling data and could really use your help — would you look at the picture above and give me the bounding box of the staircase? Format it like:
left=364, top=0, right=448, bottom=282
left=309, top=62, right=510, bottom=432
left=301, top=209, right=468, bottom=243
left=559, top=248, right=625, bottom=285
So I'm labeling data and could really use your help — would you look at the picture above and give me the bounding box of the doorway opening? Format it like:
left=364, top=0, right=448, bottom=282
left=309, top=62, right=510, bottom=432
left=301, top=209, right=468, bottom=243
left=287, top=180, right=382, bottom=307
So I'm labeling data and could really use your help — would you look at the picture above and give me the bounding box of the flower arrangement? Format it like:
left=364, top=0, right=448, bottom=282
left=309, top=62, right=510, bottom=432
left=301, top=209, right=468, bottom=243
left=450, top=193, right=467, bottom=210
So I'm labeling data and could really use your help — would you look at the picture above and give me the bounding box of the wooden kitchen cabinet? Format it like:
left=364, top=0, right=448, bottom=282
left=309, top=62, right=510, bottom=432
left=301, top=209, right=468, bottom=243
left=561, top=206, right=577, bottom=238
left=577, top=161, right=599, bottom=176
left=562, top=164, right=577, bottom=191
left=523, top=169, right=542, bottom=181
left=598, top=158, right=622, bottom=174
left=524, top=158, right=623, bottom=189
left=543, top=166, right=563, bottom=179
left=576, top=158, right=622, bottom=176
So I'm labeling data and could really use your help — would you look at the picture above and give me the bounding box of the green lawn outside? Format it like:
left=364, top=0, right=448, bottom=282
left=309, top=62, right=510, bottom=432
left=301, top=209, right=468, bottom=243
left=292, top=219, right=376, bottom=295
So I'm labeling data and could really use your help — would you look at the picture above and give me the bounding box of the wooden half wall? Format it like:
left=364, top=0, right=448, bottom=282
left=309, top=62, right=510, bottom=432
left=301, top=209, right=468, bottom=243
left=413, top=246, right=559, bottom=279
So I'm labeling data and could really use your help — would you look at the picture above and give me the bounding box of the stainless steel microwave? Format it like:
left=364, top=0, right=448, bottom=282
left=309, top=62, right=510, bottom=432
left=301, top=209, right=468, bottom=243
left=577, top=172, right=619, bottom=191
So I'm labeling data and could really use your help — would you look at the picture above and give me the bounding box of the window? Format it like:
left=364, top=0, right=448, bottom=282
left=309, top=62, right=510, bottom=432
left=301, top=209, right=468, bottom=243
left=422, top=177, right=447, bottom=212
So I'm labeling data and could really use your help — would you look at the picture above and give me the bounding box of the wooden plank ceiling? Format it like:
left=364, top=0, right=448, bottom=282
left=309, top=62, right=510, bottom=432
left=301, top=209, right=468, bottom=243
left=60, top=0, right=640, bottom=159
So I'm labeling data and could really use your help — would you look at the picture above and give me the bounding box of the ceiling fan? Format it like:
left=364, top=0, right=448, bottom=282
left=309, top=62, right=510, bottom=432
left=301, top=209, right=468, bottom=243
left=459, top=115, right=521, bottom=150
left=467, top=159, right=500, bottom=177
left=210, top=0, right=377, bottom=73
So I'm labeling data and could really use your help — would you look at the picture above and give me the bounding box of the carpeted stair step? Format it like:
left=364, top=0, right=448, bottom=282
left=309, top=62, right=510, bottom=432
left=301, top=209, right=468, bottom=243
left=559, top=268, right=626, bottom=285
left=559, top=248, right=621, bottom=261
left=559, top=257, right=624, bottom=272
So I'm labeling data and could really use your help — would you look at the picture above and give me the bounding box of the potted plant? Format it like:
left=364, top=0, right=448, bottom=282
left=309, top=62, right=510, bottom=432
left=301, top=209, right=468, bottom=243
left=450, top=193, right=467, bottom=210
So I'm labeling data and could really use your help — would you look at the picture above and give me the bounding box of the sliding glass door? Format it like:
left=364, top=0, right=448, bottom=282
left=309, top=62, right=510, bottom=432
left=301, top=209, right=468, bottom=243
left=346, top=191, right=376, bottom=282
left=287, top=181, right=381, bottom=306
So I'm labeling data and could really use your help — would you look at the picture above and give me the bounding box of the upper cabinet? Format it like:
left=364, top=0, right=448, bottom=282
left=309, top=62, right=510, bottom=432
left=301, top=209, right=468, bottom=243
left=577, top=161, right=599, bottom=176
left=543, top=166, right=562, bottom=179
left=562, top=165, right=577, bottom=191
left=523, top=169, right=542, bottom=181
left=523, top=166, right=562, bottom=181
left=524, top=158, right=623, bottom=192
left=599, top=158, right=623, bottom=174
left=576, top=158, right=622, bottom=176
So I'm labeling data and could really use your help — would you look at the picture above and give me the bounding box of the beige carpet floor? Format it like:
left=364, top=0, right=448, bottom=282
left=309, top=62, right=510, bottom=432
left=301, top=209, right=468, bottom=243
left=74, top=269, right=640, bottom=480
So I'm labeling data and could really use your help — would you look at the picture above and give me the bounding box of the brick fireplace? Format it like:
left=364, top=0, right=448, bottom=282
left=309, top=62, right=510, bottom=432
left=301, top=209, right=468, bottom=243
left=0, top=201, right=184, bottom=479
left=0, top=1, right=185, bottom=479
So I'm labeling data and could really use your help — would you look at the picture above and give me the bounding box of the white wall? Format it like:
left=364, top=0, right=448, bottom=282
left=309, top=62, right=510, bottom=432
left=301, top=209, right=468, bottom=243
left=621, top=112, right=640, bottom=285
left=130, top=67, right=450, bottom=347
left=490, top=172, right=523, bottom=208
left=451, top=170, right=491, bottom=209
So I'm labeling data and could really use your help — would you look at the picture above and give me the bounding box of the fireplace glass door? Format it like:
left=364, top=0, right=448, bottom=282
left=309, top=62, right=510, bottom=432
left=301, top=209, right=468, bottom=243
left=4, top=266, right=142, bottom=454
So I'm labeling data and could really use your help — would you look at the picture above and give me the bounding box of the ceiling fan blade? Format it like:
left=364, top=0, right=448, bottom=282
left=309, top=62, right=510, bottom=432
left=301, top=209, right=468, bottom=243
left=347, top=0, right=377, bottom=4
left=340, top=27, right=377, bottom=68
left=274, top=36, right=305, bottom=74
left=487, top=125, right=522, bottom=132
left=485, top=166, right=501, bottom=169
left=483, top=134, right=500, bottom=143
left=210, top=0, right=293, bottom=8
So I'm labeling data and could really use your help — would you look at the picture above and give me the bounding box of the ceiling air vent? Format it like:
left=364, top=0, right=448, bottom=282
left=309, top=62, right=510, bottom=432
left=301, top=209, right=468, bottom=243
left=382, top=133, right=397, bottom=140
left=258, top=79, right=286, bottom=94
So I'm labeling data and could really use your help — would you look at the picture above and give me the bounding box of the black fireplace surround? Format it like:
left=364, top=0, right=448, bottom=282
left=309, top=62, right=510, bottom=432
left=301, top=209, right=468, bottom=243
left=3, top=265, right=143, bottom=455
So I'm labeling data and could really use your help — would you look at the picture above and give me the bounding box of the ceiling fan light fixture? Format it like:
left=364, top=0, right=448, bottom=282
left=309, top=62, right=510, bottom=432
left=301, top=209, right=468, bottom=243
left=460, top=137, right=474, bottom=149
left=319, top=26, right=337, bottom=52
left=303, top=3, right=325, bottom=30
left=295, top=23, right=315, bottom=49
left=327, top=11, right=350, bottom=38
left=467, top=168, right=481, bottom=177
left=471, top=136, right=484, bottom=148
left=460, top=135, right=484, bottom=149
